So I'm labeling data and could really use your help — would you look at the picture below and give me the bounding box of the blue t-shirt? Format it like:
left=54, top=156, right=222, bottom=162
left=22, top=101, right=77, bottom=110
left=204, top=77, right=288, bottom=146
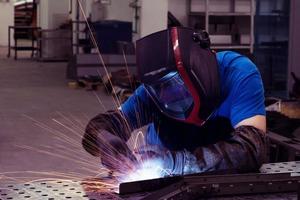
left=121, top=51, right=265, bottom=149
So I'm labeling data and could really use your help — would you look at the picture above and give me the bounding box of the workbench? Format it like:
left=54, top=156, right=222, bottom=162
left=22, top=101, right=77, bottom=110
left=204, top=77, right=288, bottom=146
left=1, top=161, right=299, bottom=200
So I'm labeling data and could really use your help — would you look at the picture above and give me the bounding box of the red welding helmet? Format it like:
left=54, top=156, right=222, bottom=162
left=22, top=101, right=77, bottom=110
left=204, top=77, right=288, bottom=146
left=136, top=27, right=221, bottom=126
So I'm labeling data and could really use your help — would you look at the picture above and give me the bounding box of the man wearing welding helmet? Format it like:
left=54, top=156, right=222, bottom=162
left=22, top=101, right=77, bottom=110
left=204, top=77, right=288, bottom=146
left=82, top=27, right=267, bottom=175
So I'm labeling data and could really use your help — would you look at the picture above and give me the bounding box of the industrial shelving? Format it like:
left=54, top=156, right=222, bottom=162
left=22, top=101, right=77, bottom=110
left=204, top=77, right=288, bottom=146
left=253, top=0, right=290, bottom=97
left=187, top=0, right=255, bottom=53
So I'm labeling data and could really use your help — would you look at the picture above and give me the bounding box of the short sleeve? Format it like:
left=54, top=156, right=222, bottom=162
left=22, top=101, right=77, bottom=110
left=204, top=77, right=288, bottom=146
left=230, top=72, right=266, bottom=127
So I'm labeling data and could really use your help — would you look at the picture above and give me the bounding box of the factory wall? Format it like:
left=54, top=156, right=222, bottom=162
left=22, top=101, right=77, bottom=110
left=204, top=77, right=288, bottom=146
left=168, top=0, right=188, bottom=26
left=106, top=0, right=132, bottom=22
left=140, top=0, right=168, bottom=38
left=0, top=1, right=14, bottom=46
left=38, top=0, right=70, bottom=29
left=82, top=0, right=132, bottom=22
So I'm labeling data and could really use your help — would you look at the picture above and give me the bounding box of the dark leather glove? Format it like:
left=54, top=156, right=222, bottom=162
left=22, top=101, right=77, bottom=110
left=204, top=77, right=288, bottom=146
left=136, top=145, right=187, bottom=176
left=137, top=126, right=268, bottom=175
left=82, top=129, right=137, bottom=172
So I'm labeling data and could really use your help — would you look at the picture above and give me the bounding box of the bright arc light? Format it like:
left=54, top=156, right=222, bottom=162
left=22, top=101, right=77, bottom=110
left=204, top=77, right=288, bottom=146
left=120, top=158, right=168, bottom=183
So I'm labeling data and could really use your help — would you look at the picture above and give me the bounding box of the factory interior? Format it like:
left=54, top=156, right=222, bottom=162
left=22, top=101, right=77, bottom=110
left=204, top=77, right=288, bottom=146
left=0, top=0, right=299, bottom=199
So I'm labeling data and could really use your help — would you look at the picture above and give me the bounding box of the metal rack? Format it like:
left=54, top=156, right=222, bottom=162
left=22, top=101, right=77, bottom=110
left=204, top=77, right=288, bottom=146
left=7, top=26, right=41, bottom=60
left=187, top=0, right=255, bottom=53
left=71, top=20, right=91, bottom=55
left=253, top=0, right=291, bottom=97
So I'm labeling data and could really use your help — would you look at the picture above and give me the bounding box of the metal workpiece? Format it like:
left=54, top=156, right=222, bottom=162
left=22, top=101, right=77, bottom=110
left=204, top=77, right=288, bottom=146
left=119, top=176, right=182, bottom=195
left=121, top=173, right=300, bottom=200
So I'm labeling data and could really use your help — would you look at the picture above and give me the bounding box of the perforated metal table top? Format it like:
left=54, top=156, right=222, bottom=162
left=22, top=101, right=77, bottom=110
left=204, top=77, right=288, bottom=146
left=260, top=161, right=300, bottom=175
left=1, top=161, right=299, bottom=200
left=0, top=180, right=122, bottom=200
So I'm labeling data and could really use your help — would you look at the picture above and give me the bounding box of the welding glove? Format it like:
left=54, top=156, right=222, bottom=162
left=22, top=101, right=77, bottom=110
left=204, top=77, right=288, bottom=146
left=98, top=130, right=137, bottom=171
left=82, top=128, right=137, bottom=172
left=138, top=126, right=268, bottom=175
left=137, top=145, right=196, bottom=176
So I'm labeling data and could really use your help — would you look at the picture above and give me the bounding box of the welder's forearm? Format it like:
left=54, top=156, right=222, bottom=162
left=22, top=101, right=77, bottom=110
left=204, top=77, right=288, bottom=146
left=85, top=110, right=133, bottom=141
left=182, top=126, right=268, bottom=174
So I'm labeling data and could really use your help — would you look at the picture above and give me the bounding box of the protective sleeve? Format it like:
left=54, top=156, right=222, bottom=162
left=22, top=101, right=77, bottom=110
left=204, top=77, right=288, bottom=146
left=120, top=84, right=158, bottom=130
left=172, top=126, right=268, bottom=175
left=87, top=85, right=156, bottom=139
left=84, top=110, right=132, bottom=141
left=82, top=85, right=157, bottom=155
left=82, top=110, right=132, bottom=156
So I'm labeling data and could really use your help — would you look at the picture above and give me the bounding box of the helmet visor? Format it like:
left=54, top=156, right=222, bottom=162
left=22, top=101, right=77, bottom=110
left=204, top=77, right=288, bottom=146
left=147, top=72, right=194, bottom=119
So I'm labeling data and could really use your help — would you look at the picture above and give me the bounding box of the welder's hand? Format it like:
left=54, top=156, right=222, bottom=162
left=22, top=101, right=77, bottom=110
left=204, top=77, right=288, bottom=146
left=82, top=129, right=137, bottom=172
left=136, top=145, right=182, bottom=176
left=136, top=145, right=201, bottom=176
left=97, top=130, right=137, bottom=172
left=136, top=145, right=168, bottom=160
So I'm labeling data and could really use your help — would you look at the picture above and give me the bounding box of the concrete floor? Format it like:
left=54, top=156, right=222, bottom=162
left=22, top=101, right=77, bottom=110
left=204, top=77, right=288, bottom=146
left=0, top=55, right=118, bottom=182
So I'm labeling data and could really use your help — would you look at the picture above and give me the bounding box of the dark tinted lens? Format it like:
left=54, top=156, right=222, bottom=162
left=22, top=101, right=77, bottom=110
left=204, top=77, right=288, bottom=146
left=149, top=72, right=194, bottom=117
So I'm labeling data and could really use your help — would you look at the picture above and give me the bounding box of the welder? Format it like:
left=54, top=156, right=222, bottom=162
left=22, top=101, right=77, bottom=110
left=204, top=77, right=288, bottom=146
left=82, top=27, right=268, bottom=175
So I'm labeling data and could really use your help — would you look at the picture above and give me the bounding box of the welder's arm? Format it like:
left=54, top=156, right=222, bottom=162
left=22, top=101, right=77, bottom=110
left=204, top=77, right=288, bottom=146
left=82, top=85, right=156, bottom=156
left=176, top=69, right=268, bottom=174
left=177, top=125, right=268, bottom=174
left=82, top=110, right=132, bottom=156
left=141, top=125, right=268, bottom=175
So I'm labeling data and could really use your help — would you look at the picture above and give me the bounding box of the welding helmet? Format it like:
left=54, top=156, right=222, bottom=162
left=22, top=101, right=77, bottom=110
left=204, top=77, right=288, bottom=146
left=136, top=27, right=221, bottom=126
